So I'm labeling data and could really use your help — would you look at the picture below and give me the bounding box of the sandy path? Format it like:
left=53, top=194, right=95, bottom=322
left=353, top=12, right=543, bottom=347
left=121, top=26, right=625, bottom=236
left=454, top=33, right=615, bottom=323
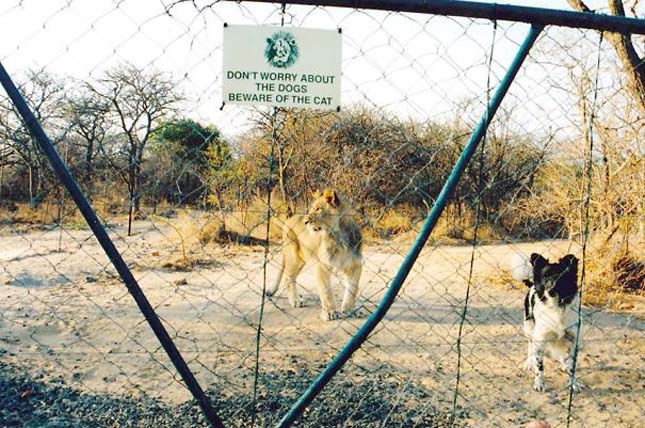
left=1, top=222, right=643, bottom=427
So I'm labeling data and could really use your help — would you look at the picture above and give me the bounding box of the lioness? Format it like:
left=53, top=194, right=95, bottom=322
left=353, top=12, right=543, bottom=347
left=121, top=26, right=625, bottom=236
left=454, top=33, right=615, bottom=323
left=267, top=189, right=362, bottom=321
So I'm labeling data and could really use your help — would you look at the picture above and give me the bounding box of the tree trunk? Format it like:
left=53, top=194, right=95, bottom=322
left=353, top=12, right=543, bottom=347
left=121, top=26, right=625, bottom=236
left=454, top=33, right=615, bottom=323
left=133, top=146, right=145, bottom=213
left=215, top=189, right=227, bottom=233
left=127, top=199, right=134, bottom=237
left=28, top=164, right=35, bottom=207
left=85, top=140, right=94, bottom=197
left=0, top=152, right=4, bottom=200
left=600, top=145, right=613, bottom=229
left=606, top=0, right=645, bottom=118
left=640, top=161, right=645, bottom=239
left=128, top=158, right=136, bottom=237
left=275, top=144, right=288, bottom=207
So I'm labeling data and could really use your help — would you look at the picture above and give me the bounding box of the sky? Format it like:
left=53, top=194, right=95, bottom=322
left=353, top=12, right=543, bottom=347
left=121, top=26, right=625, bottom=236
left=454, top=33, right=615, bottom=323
left=0, top=0, right=633, bottom=138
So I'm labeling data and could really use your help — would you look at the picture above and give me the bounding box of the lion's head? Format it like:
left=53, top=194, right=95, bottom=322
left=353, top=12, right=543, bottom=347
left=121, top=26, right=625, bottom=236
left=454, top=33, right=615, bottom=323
left=272, top=38, right=291, bottom=63
left=304, top=188, right=347, bottom=233
left=265, top=31, right=299, bottom=68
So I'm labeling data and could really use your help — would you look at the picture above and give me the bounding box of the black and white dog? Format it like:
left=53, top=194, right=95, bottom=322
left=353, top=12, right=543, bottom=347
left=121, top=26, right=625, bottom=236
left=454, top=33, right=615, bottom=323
left=512, top=253, right=584, bottom=392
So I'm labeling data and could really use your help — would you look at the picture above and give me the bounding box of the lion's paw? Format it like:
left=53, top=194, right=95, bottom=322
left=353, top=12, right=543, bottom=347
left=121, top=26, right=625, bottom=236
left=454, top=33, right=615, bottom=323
left=321, top=310, right=340, bottom=321
left=288, top=295, right=306, bottom=308
left=341, top=306, right=369, bottom=318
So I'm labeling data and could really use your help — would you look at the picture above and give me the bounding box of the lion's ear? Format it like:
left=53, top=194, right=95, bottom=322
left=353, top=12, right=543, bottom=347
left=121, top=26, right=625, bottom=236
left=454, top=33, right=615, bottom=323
left=323, top=188, right=339, bottom=207
left=312, top=189, right=321, bottom=199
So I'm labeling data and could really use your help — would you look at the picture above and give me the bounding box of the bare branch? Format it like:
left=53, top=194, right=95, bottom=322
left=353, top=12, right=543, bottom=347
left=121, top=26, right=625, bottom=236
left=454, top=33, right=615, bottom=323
left=568, top=0, right=645, bottom=118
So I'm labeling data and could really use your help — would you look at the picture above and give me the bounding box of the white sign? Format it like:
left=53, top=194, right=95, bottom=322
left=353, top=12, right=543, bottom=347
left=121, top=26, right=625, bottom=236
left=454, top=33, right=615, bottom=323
left=223, top=25, right=341, bottom=110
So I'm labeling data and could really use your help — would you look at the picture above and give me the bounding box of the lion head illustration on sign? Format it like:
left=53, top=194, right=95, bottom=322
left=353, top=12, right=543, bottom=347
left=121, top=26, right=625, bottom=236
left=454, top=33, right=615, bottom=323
left=265, top=31, right=299, bottom=68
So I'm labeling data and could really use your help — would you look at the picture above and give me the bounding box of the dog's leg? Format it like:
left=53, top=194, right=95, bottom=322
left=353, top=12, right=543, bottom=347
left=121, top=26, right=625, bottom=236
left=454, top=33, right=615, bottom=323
left=340, top=260, right=361, bottom=316
left=315, top=264, right=338, bottom=321
left=549, top=332, right=585, bottom=392
left=563, top=333, right=584, bottom=392
left=523, top=320, right=536, bottom=372
left=532, top=340, right=547, bottom=392
left=563, top=357, right=584, bottom=392
left=524, top=340, right=536, bottom=372
left=550, top=336, right=572, bottom=372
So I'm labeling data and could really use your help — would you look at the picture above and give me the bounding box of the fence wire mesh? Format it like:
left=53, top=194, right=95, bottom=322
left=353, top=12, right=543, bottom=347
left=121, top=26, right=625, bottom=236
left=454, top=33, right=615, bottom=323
left=0, top=1, right=643, bottom=428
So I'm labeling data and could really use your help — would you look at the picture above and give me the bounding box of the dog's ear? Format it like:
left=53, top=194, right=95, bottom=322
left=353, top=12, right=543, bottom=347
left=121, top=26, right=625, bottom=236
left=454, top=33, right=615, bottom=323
left=530, top=253, right=548, bottom=283
left=529, top=253, right=548, bottom=269
left=323, top=188, right=339, bottom=207
left=559, top=254, right=579, bottom=273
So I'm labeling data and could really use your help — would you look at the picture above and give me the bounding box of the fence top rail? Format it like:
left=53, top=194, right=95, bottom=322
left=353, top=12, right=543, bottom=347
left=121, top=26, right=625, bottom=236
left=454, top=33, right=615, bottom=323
left=234, top=0, right=645, bottom=34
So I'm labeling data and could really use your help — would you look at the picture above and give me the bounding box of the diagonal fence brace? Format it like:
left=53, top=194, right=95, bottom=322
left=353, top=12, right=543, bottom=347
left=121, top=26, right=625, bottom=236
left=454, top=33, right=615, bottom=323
left=276, top=24, right=544, bottom=428
left=0, top=62, right=225, bottom=428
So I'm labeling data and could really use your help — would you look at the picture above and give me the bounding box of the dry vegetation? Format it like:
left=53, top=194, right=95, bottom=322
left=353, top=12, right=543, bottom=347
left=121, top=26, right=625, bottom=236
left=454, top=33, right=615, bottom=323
left=1, top=21, right=643, bottom=307
left=1, top=101, right=643, bottom=308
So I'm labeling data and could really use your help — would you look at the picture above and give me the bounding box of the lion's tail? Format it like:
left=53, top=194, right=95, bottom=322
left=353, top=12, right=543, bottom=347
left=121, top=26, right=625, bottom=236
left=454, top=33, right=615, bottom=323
left=266, top=252, right=284, bottom=297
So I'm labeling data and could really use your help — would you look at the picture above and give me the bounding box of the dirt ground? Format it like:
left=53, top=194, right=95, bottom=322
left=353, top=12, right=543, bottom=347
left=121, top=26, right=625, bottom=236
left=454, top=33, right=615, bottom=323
left=1, top=221, right=643, bottom=427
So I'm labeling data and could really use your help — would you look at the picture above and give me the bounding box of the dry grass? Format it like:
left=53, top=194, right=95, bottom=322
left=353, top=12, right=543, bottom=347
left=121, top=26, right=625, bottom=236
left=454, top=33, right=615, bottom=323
left=93, top=195, right=128, bottom=219
left=0, top=201, right=83, bottom=228
left=373, top=209, right=413, bottom=239
left=150, top=210, right=266, bottom=271
left=365, top=204, right=505, bottom=245
left=197, top=218, right=225, bottom=246
left=483, top=268, right=522, bottom=291
left=225, top=196, right=289, bottom=242
left=3, top=194, right=641, bottom=311
left=584, top=232, right=644, bottom=310
left=151, top=201, right=280, bottom=270
left=14, top=203, right=62, bottom=225
left=0, top=192, right=135, bottom=230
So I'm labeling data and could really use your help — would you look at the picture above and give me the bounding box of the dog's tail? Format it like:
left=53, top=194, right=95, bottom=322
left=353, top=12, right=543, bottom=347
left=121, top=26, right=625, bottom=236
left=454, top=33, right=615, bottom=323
left=510, top=253, right=533, bottom=287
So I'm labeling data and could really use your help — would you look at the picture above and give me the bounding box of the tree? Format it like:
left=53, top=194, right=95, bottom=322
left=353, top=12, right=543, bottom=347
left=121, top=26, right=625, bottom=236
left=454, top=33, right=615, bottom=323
left=86, top=64, right=182, bottom=234
left=567, top=0, right=645, bottom=239
left=65, top=86, right=111, bottom=198
left=567, top=0, right=645, bottom=118
left=150, top=118, right=226, bottom=205
left=0, top=69, right=67, bottom=206
left=204, top=132, right=235, bottom=226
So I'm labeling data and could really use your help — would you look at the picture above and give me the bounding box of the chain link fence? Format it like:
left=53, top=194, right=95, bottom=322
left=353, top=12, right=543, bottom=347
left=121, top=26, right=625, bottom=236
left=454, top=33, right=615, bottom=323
left=0, top=1, right=643, bottom=427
